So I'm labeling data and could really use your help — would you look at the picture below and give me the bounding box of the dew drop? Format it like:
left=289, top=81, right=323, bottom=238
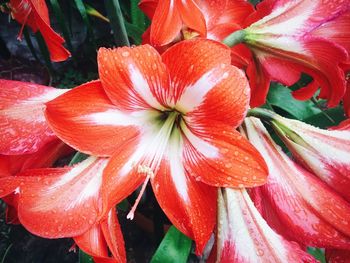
left=256, top=249, right=264, bottom=257
left=122, top=51, right=130, bottom=57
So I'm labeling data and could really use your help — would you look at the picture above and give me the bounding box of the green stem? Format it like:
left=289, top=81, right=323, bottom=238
left=104, top=0, right=130, bottom=47
left=222, top=30, right=246, bottom=47
left=247, top=108, right=278, bottom=122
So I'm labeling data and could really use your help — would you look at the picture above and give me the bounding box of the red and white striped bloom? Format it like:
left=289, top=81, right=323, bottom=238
left=139, top=0, right=254, bottom=46
left=215, top=188, right=316, bottom=263
left=271, top=116, right=350, bottom=202
left=245, top=117, right=350, bottom=250
left=41, top=39, right=268, bottom=253
left=243, top=0, right=350, bottom=108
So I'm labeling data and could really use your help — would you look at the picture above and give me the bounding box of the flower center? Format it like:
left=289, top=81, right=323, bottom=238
left=127, top=109, right=182, bottom=220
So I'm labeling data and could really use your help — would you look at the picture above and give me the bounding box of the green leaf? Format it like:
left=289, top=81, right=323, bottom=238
left=34, top=31, right=54, bottom=75
left=150, top=226, right=192, bottom=263
left=104, top=0, right=130, bottom=47
left=303, top=106, right=346, bottom=129
left=48, top=0, right=73, bottom=51
left=266, top=83, right=321, bottom=120
left=79, top=249, right=94, bottom=263
left=130, top=0, right=146, bottom=30
left=307, top=247, right=326, bottom=263
left=23, top=27, right=39, bottom=62
left=69, top=152, right=89, bottom=166
left=124, top=21, right=143, bottom=45
left=74, top=0, right=96, bottom=48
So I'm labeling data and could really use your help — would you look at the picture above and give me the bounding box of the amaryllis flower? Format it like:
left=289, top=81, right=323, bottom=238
left=139, top=0, right=254, bottom=46
left=242, top=0, right=350, bottom=107
left=8, top=0, right=71, bottom=62
left=270, top=115, right=350, bottom=202
left=215, top=188, right=316, bottom=262
left=43, top=39, right=268, bottom=252
left=245, top=117, right=350, bottom=250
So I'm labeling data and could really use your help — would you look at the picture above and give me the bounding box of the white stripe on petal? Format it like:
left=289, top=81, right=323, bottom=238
left=176, top=66, right=229, bottom=113
left=129, top=64, right=165, bottom=110
left=181, top=121, right=218, bottom=158
left=168, top=130, right=188, bottom=202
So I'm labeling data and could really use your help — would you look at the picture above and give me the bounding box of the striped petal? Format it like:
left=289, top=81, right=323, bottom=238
left=272, top=116, right=350, bottom=202
left=149, top=0, right=182, bottom=46
left=97, top=45, right=169, bottom=111
left=3, top=157, right=108, bottom=238
left=45, top=80, right=144, bottom=157
left=151, top=130, right=216, bottom=254
left=244, top=0, right=350, bottom=107
left=74, top=208, right=126, bottom=263
left=181, top=122, right=268, bottom=188
left=216, top=188, right=316, bottom=263
left=0, top=79, right=66, bottom=155
left=162, top=39, right=249, bottom=128
left=246, top=117, right=350, bottom=249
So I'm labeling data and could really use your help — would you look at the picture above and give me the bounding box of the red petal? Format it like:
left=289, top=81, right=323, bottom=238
left=273, top=116, right=350, bottom=202
left=14, top=157, right=108, bottom=238
left=138, top=0, right=158, bottom=19
left=344, top=84, right=350, bottom=117
left=45, top=80, right=142, bottom=156
left=162, top=39, right=250, bottom=127
left=216, top=188, right=316, bottom=263
left=326, top=249, right=350, bottom=263
left=100, top=208, right=126, bottom=263
left=0, top=140, right=72, bottom=176
left=181, top=123, right=268, bottom=188
left=246, top=118, right=350, bottom=249
left=0, top=80, right=66, bottom=155
left=162, top=39, right=230, bottom=103
left=101, top=137, right=146, bottom=214
left=97, top=46, right=169, bottom=111
left=28, top=0, right=49, bottom=24
left=175, top=0, right=206, bottom=37
left=311, top=12, right=350, bottom=55
left=74, top=225, right=109, bottom=258
left=149, top=0, right=182, bottom=46
left=152, top=139, right=216, bottom=254
left=246, top=55, right=271, bottom=108
left=28, top=0, right=70, bottom=62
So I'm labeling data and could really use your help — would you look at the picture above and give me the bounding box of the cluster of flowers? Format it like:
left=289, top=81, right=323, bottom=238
left=0, top=0, right=350, bottom=262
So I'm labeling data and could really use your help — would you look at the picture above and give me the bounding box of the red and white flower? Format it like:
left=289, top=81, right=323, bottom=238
left=215, top=188, right=316, bottom=263
left=245, top=117, right=350, bottom=250
left=243, top=0, right=350, bottom=108
left=271, top=116, right=350, bottom=202
left=42, top=39, right=268, bottom=253
left=139, top=0, right=254, bottom=46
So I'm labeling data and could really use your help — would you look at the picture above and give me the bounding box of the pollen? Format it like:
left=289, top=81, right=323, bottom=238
left=137, top=164, right=155, bottom=179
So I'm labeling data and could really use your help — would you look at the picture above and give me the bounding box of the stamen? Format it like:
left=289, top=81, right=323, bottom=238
left=127, top=165, right=155, bottom=220
left=17, top=9, right=31, bottom=41
left=127, top=111, right=180, bottom=220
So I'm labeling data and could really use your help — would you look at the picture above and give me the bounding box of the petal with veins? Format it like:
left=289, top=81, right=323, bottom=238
left=45, top=80, right=144, bottom=157
left=216, top=188, right=316, bottom=263
left=246, top=117, right=350, bottom=249
left=0, top=79, right=66, bottom=155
